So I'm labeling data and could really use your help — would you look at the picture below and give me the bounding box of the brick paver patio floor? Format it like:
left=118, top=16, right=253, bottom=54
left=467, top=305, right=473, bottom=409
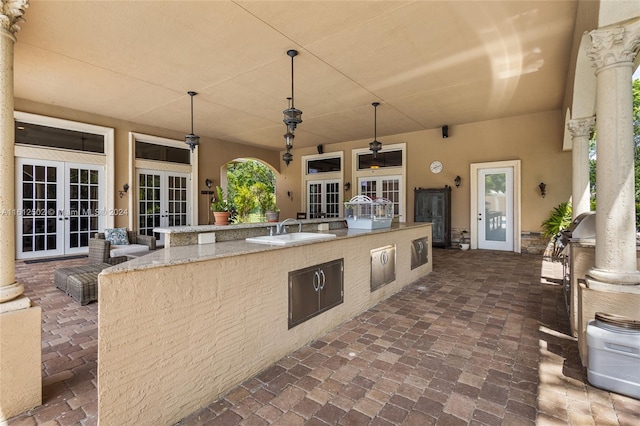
left=6, top=250, right=640, bottom=425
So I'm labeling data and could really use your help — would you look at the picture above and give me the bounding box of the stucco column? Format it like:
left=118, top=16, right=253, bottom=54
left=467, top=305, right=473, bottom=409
left=586, top=19, right=640, bottom=288
left=0, top=1, right=29, bottom=311
left=568, top=117, right=595, bottom=219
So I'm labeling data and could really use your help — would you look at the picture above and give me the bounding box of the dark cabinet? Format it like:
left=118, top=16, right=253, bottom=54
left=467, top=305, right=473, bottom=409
left=414, top=187, right=451, bottom=248
left=288, top=259, right=343, bottom=328
left=370, top=245, right=396, bottom=291
left=411, top=237, right=429, bottom=269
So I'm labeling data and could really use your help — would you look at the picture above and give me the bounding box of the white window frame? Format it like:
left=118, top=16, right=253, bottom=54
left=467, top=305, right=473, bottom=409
left=301, top=151, right=344, bottom=216
left=14, top=111, right=115, bottom=228
left=352, top=143, right=407, bottom=222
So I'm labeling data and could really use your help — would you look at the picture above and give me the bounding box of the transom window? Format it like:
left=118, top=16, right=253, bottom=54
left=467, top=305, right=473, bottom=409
left=15, top=121, right=104, bottom=154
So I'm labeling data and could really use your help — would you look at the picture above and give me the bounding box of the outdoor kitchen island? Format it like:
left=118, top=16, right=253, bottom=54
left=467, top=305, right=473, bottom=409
left=97, top=222, right=432, bottom=426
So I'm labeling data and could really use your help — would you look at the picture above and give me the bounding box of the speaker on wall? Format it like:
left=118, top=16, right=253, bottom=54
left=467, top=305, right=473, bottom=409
left=317, top=144, right=324, bottom=154
left=442, top=125, right=449, bottom=138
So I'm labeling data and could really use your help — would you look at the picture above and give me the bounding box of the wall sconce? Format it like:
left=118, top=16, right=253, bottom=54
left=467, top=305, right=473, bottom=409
left=454, top=176, right=461, bottom=188
left=118, top=183, right=129, bottom=198
left=344, top=182, right=351, bottom=191
left=287, top=191, right=293, bottom=200
left=539, top=182, right=546, bottom=198
left=205, top=178, right=212, bottom=188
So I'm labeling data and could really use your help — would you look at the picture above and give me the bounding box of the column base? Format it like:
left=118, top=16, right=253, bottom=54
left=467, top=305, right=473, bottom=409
left=0, top=294, right=31, bottom=313
left=0, top=282, right=24, bottom=303
left=587, top=267, right=640, bottom=289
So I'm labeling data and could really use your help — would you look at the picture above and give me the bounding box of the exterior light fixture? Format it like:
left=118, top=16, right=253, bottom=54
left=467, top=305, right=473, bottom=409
left=118, top=183, right=129, bottom=198
left=539, top=182, right=546, bottom=198
left=369, top=102, right=382, bottom=158
left=283, top=50, right=302, bottom=132
left=282, top=50, right=302, bottom=167
left=455, top=176, right=461, bottom=188
left=283, top=149, right=293, bottom=166
left=185, top=91, right=200, bottom=152
left=344, top=182, right=351, bottom=191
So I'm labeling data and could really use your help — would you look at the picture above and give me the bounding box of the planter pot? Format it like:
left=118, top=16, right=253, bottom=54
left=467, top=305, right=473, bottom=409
left=213, top=211, right=230, bottom=226
left=265, top=210, right=280, bottom=222
left=459, top=243, right=470, bottom=251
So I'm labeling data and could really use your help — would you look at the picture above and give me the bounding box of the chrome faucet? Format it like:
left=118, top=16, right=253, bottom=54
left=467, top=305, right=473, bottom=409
left=276, top=218, right=302, bottom=234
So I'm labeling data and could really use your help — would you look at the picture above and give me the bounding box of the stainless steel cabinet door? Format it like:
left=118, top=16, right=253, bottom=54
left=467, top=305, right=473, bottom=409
left=318, top=259, right=344, bottom=312
left=289, top=259, right=344, bottom=329
left=370, top=245, right=396, bottom=291
left=411, top=237, right=429, bottom=269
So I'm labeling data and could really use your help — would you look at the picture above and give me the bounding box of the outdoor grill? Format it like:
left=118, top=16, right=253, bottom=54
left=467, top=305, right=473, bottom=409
left=559, top=211, right=596, bottom=253
left=559, top=211, right=596, bottom=311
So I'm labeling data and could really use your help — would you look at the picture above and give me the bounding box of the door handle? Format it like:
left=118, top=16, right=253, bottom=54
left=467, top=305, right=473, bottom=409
left=313, top=271, right=320, bottom=292
left=319, top=269, right=326, bottom=290
left=417, top=241, right=423, bottom=253
left=381, top=250, right=388, bottom=265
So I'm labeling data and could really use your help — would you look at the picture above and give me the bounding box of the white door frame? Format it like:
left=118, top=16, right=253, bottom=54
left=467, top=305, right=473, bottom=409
left=129, top=132, right=198, bottom=231
left=15, top=158, right=106, bottom=259
left=470, top=160, right=521, bottom=253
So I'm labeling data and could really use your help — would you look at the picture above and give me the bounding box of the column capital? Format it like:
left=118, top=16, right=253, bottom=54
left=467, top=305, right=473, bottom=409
left=567, top=116, right=596, bottom=139
left=587, top=19, right=640, bottom=71
left=0, top=0, right=28, bottom=36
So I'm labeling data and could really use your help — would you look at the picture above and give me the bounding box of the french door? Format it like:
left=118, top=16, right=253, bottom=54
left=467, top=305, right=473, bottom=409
left=137, top=169, right=190, bottom=246
left=477, top=167, right=514, bottom=251
left=307, top=180, right=341, bottom=219
left=357, top=175, right=402, bottom=218
left=16, top=159, right=105, bottom=259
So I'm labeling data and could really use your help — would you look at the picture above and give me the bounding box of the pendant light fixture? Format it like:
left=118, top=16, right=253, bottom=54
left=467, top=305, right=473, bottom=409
left=282, top=50, right=302, bottom=166
left=369, top=102, right=382, bottom=158
left=283, top=50, right=302, bottom=132
left=283, top=98, right=295, bottom=166
left=185, top=91, right=200, bottom=152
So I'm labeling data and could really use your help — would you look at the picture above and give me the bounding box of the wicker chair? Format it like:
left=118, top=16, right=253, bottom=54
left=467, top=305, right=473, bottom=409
left=89, top=231, right=156, bottom=265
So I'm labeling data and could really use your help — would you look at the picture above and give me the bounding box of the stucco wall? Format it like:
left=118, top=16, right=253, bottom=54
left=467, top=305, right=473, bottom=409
left=282, top=110, right=571, bottom=236
left=98, top=225, right=431, bottom=425
left=13, top=98, right=281, bottom=228
left=0, top=306, right=42, bottom=421
left=14, top=99, right=570, bottom=237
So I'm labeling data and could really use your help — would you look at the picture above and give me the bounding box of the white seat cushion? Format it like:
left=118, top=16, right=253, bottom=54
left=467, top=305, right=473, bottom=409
left=110, top=244, right=150, bottom=258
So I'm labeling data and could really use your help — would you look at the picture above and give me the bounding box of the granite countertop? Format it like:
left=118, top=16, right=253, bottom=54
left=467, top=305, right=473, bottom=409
left=104, top=222, right=431, bottom=274
left=153, top=217, right=346, bottom=234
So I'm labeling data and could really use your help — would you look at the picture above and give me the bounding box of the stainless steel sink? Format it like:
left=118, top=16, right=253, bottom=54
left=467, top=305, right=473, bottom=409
left=245, top=232, right=336, bottom=246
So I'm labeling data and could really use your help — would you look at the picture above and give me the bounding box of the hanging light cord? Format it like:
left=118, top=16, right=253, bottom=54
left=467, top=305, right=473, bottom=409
left=290, top=52, right=295, bottom=108
left=190, top=93, right=195, bottom=134
left=374, top=103, right=377, bottom=141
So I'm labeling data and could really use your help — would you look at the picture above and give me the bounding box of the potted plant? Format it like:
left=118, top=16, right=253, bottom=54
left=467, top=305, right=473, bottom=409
left=211, top=186, right=231, bottom=225
left=254, top=183, right=279, bottom=222
left=459, top=230, right=470, bottom=250
left=264, top=195, right=279, bottom=222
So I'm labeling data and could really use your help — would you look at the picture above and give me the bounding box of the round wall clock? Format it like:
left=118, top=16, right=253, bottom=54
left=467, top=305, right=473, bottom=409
left=430, top=160, right=443, bottom=174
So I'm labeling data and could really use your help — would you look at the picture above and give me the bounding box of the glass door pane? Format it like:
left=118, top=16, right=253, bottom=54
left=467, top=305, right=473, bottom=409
left=307, top=182, right=323, bottom=219
left=66, top=165, right=102, bottom=253
left=138, top=172, right=162, bottom=240
left=167, top=174, right=189, bottom=227
left=17, top=160, right=64, bottom=258
left=478, top=167, right=513, bottom=251
left=324, top=180, right=341, bottom=218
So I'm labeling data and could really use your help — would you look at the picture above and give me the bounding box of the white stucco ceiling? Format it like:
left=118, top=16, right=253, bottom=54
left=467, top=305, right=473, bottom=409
left=14, top=0, right=578, bottom=150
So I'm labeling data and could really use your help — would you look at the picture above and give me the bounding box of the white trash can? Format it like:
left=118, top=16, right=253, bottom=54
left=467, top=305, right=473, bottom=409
left=587, top=312, right=640, bottom=399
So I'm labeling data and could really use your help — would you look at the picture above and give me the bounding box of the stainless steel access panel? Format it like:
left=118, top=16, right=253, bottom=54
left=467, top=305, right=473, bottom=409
left=371, top=245, right=396, bottom=291
left=411, top=237, right=429, bottom=270
left=288, top=259, right=344, bottom=329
